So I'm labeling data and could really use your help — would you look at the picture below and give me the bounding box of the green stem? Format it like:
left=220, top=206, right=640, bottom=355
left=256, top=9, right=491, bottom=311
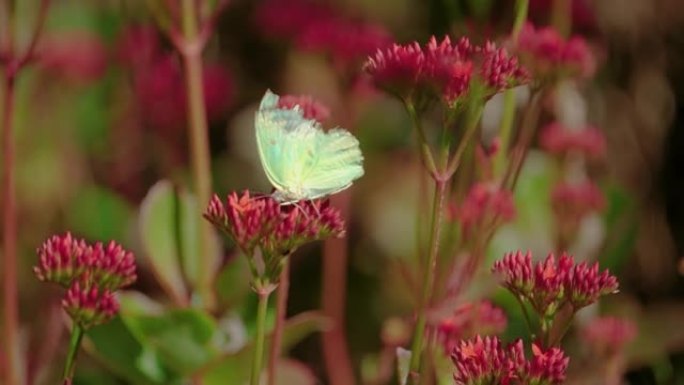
left=408, top=179, right=448, bottom=385
left=268, top=257, right=290, bottom=385
left=512, top=0, right=530, bottom=41
left=406, top=103, right=437, bottom=178
left=251, top=291, right=270, bottom=385
left=62, top=324, right=85, bottom=383
left=502, top=89, right=543, bottom=191
left=446, top=102, right=484, bottom=177
left=494, top=89, right=517, bottom=178
left=180, top=0, right=215, bottom=309
left=514, top=295, right=536, bottom=338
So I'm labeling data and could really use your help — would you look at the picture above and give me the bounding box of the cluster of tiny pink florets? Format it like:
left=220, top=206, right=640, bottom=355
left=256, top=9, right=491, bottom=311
left=205, top=191, right=345, bottom=257
left=514, top=22, right=595, bottom=80
left=540, top=122, right=606, bottom=159
left=364, top=36, right=528, bottom=106
left=492, top=251, right=618, bottom=315
left=277, top=94, right=331, bottom=122
left=551, top=181, right=605, bottom=224
left=452, top=336, right=569, bottom=385
left=254, top=0, right=391, bottom=66
left=449, top=182, right=516, bottom=238
left=34, top=233, right=136, bottom=328
left=581, top=316, right=637, bottom=356
left=436, top=300, right=508, bottom=353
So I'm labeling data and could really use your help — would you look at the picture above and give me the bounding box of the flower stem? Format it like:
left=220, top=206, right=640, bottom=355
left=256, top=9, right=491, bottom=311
left=551, top=0, right=572, bottom=37
left=62, top=324, right=85, bottom=383
left=512, top=0, right=530, bottom=41
left=502, top=89, right=544, bottom=191
left=1, top=63, right=19, bottom=385
left=179, top=0, right=216, bottom=309
left=408, top=179, right=448, bottom=384
left=268, top=257, right=291, bottom=385
left=446, top=101, right=484, bottom=177
left=251, top=291, right=270, bottom=385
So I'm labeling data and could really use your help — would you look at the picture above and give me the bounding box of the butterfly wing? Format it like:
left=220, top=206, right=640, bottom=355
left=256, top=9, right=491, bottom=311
left=255, top=90, right=364, bottom=201
left=300, top=128, right=364, bottom=199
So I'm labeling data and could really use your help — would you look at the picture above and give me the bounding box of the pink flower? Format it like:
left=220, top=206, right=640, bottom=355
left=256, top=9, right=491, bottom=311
left=365, top=37, right=527, bottom=107
left=37, top=31, right=108, bottom=83
left=523, top=344, right=569, bottom=384
left=254, top=0, right=334, bottom=40
left=205, top=191, right=345, bottom=257
left=115, top=24, right=161, bottom=68
left=515, top=22, right=595, bottom=80
left=62, top=280, right=119, bottom=329
left=34, top=233, right=137, bottom=292
left=540, top=122, right=606, bottom=159
left=581, top=316, right=637, bottom=355
left=492, top=251, right=618, bottom=314
left=34, top=233, right=90, bottom=287
left=437, top=301, right=507, bottom=353
left=551, top=181, right=605, bottom=223
left=278, top=94, right=331, bottom=121
left=296, top=18, right=392, bottom=67
left=451, top=337, right=569, bottom=385
left=450, top=183, right=516, bottom=238
left=452, top=336, right=515, bottom=385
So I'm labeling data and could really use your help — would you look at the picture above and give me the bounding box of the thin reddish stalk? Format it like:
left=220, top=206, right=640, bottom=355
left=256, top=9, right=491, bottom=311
left=267, top=258, right=290, bottom=385
left=321, top=191, right=355, bottom=385
left=2, top=66, right=19, bottom=385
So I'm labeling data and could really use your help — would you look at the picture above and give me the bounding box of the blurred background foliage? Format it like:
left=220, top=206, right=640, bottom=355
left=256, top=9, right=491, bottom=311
left=3, top=0, right=684, bottom=384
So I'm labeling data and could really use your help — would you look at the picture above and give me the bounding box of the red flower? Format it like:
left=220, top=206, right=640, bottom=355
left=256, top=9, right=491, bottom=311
left=205, top=191, right=345, bottom=257
left=540, top=122, right=606, bottom=159
left=88, top=241, right=137, bottom=291
left=34, top=233, right=90, bottom=287
left=365, top=37, right=527, bottom=107
left=450, top=183, right=516, bottom=238
left=37, top=31, right=108, bottom=83
left=515, top=22, right=595, bottom=80
left=278, top=94, right=331, bottom=122
left=581, top=316, right=637, bottom=355
left=451, top=337, right=569, bottom=385
left=492, top=251, right=618, bottom=314
left=551, top=181, right=605, bottom=223
left=62, top=280, right=119, bottom=329
left=437, top=300, right=507, bottom=353
left=254, top=0, right=333, bottom=40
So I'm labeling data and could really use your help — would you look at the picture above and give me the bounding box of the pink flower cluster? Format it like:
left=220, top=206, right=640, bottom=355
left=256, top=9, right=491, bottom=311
left=492, top=251, right=618, bottom=315
left=436, top=300, right=508, bottom=353
left=116, top=25, right=234, bottom=134
left=34, top=233, right=137, bottom=328
left=551, top=181, right=605, bottom=223
left=255, top=0, right=391, bottom=67
left=540, top=122, right=606, bottom=159
left=277, top=94, right=331, bottom=122
left=205, top=191, right=345, bottom=258
left=449, top=183, right=516, bottom=238
left=581, top=316, right=637, bottom=356
left=514, top=22, right=595, bottom=80
left=365, top=36, right=528, bottom=107
left=452, top=336, right=568, bottom=385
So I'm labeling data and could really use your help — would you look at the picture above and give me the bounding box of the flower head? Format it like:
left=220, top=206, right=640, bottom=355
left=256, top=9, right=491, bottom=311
left=451, top=337, right=569, bottom=385
left=437, top=301, right=507, bottom=353
left=452, top=336, right=515, bottom=385
left=278, top=94, right=331, bottom=122
left=62, top=280, right=119, bottom=329
left=34, top=233, right=90, bottom=287
left=551, top=181, right=604, bottom=221
left=450, top=183, right=516, bottom=239
left=365, top=37, right=527, bottom=108
left=540, top=122, right=606, bottom=159
left=35, top=233, right=137, bottom=329
left=514, top=22, right=595, bottom=80
left=581, top=316, right=637, bottom=356
left=205, top=191, right=345, bottom=285
left=493, top=251, right=618, bottom=315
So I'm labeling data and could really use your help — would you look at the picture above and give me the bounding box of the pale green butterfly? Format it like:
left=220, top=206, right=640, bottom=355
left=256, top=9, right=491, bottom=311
left=255, top=90, right=364, bottom=203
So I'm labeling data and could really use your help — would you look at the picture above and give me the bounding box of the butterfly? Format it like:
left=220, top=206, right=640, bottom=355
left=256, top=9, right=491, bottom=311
left=255, top=90, right=364, bottom=203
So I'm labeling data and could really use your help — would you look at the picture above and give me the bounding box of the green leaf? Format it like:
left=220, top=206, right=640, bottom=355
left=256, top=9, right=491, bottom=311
left=84, top=317, right=176, bottom=385
left=138, top=181, right=189, bottom=305
left=66, top=184, right=133, bottom=242
left=120, top=303, right=221, bottom=375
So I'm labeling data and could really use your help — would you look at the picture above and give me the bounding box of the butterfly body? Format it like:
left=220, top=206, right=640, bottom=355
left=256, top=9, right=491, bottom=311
left=255, top=90, right=364, bottom=203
